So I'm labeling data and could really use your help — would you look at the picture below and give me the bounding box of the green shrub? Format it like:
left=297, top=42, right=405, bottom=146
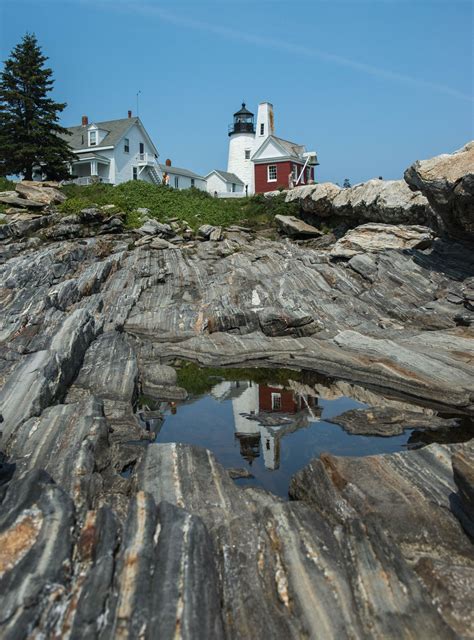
left=0, top=177, right=14, bottom=192
left=59, top=181, right=299, bottom=230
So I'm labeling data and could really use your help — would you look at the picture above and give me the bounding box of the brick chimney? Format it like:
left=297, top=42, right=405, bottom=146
left=81, top=115, right=88, bottom=126
left=128, top=110, right=132, bottom=118
left=165, top=158, right=172, bottom=167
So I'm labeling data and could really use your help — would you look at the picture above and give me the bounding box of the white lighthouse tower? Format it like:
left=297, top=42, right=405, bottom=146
left=227, top=102, right=275, bottom=195
left=227, top=103, right=256, bottom=195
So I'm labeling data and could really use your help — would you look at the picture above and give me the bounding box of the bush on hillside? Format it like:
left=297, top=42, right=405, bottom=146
left=60, top=181, right=299, bottom=230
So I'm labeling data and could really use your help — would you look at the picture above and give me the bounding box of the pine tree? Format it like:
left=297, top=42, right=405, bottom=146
left=0, top=33, right=74, bottom=180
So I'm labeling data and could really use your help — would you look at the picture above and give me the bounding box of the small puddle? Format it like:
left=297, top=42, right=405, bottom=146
left=135, top=364, right=473, bottom=498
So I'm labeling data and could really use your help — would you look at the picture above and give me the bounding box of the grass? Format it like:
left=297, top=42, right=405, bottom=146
left=175, top=361, right=303, bottom=396
left=59, top=181, right=299, bottom=230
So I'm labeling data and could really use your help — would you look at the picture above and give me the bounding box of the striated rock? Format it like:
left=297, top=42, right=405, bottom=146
left=258, top=307, right=321, bottom=337
left=275, top=214, right=323, bottom=237
left=5, top=398, right=108, bottom=512
left=137, top=219, right=172, bottom=236
left=15, top=181, right=66, bottom=205
left=285, top=182, right=341, bottom=216
left=452, top=447, right=474, bottom=537
left=329, top=406, right=459, bottom=436
left=0, top=470, right=74, bottom=639
left=330, top=223, right=434, bottom=258
left=332, top=179, right=429, bottom=223
left=106, top=493, right=224, bottom=639
left=290, top=442, right=474, bottom=637
left=404, top=141, right=474, bottom=241
left=0, top=309, right=99, bottom=439
left=198, top=224, right=223, bottom=241
left=138, top=443, right=455, bottom=639
left=0, top=193, right=44, bottom=209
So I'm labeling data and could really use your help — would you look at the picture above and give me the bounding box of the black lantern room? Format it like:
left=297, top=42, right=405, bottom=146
left=228, top=103, right=255, bottom=136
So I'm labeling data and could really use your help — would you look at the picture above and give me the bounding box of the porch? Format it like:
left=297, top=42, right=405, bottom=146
left=69, top=153, right=112, bottom=185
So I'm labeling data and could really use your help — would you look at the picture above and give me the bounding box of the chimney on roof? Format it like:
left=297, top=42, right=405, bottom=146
left=128, top=110, right=132, bottom=118
left=165, top=159, right=172, bottom=167
left=82, top=115, right=88, bottom=126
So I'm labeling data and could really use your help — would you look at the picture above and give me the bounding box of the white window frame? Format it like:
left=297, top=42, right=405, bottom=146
left=231, top=183, right=236, bottom=193
left=260, top=123, right=265, bottom=136
left=245, top=149, right=251, bottom=160
left=271, top=393, right=282, bottom=410
left=191, top=178, right=195, bottom=187
left=89, top=130, right=97, bottom=147
left=124, top=138, right=130, bottom=153
left=267, top=165, right=277, bottom=182
left=132, top=166, right=138, bottom=180
left=174, top=176, right=179, bottom=189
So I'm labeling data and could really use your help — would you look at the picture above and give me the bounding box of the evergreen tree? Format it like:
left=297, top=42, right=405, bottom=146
left=0, top=33, right=74, bottom=180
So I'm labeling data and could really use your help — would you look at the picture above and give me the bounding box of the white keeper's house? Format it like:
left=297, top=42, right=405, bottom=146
left=61, top=111, right=162, bottom=185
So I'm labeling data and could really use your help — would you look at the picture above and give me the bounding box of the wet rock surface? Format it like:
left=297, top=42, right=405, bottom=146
left=0, top=159, right=473, bottom=637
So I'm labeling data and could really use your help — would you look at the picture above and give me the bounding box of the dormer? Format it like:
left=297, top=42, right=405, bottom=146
left=87, top=124, right=108, bottom=147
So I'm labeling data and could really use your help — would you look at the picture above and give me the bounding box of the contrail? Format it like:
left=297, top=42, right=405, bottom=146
left=82, top=0, right=473, bottom=102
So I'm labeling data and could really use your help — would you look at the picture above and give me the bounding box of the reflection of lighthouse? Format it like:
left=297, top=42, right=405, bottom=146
left=210, top=379, right=321, bottom=471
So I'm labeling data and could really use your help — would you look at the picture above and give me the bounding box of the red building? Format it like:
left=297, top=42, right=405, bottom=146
left=252, top=136, right=317, bottom=193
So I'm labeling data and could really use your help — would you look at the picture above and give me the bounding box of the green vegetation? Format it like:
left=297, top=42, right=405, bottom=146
left=59, top=181, right=299, bottom=230
left=0, top=177, right=14, bottom=191
left=175, top=361, right=303, bottom=396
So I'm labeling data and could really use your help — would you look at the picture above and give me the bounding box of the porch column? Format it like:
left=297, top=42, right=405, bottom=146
left=91, top=160, right=98, bottom=176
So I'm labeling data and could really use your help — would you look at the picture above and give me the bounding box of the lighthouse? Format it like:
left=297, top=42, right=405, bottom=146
left=207, top=100, right=317, bottom=197
left=227, top=103, right=256, bottom=194
left=227, top=102, right=276, bottom=195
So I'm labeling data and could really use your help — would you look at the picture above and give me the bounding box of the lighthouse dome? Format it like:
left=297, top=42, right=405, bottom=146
left=229, top=103, right=255, bottom=136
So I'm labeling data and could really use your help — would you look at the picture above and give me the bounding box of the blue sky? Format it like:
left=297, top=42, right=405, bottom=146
left=1, top=0, right=472, bottom=184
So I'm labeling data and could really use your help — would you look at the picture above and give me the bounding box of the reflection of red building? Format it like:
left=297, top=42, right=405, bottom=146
left=258, top=386, right=317, bottom=414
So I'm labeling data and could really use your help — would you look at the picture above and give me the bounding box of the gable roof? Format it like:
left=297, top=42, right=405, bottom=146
left=159, top=164, right=205, bottom=180
left=205, top=170, right=244, bottom=185
left=61, top=117, right=158, bottom=155
left=252, top=135, right=306, bottom=162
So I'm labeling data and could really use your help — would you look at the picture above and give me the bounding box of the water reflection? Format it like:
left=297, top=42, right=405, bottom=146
left=135, top=369, right=473, bottom=497
left=213, top=380, right=322, bottom=470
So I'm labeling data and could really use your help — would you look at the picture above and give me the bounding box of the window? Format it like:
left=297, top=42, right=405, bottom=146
left=306, top=167, right=312, bottom=182
left=267, top=165, right=277, bottom=182
left=89, top=130, right=97, bottom=146
left=245, top=149, right=251, bottom=160
left=132, top=166, right=138, bottom=180
left=124, top=138, right=130, bottom=153
left=191, top=178, right=195, bottom=187
left=260, top=123, right=264, bottom=136
left=271, top=393, right=282, bottom=411
left=174, top=176, right=179, bottom=189
left=292, top=165, right=299, bottom=181
left=232, top=183, right=236, bottom=193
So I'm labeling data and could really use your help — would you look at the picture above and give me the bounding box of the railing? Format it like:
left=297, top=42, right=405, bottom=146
left=228, top=122, right=255, bottom=136
left=67, top=176, right=111, bottom=185
left=137, top=153, right=157, bottom=165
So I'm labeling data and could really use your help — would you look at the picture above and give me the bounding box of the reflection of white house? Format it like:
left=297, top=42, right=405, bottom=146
left=61, top=112, right=162, bottom=185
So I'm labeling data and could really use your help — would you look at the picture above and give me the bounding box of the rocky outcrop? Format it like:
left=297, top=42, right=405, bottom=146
left=329, top=223, right=434, bottom=258
left=405, top=141, right=474, bottom=241
left=290, top=442, right=474, bottom=637
left=0, top=173, right=473, bottom=638
left=15, top=180, right=66, bottom=205
left=275, top=214, right=322, bottom=237
left=286, top=180, right=430, bottom=225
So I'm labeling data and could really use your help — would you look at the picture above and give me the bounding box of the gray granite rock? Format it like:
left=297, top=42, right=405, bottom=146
left=404, top=140, right=474, bottom=241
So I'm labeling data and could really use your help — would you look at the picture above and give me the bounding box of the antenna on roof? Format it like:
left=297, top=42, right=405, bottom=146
left=136, top=90, right=141, bottom=117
